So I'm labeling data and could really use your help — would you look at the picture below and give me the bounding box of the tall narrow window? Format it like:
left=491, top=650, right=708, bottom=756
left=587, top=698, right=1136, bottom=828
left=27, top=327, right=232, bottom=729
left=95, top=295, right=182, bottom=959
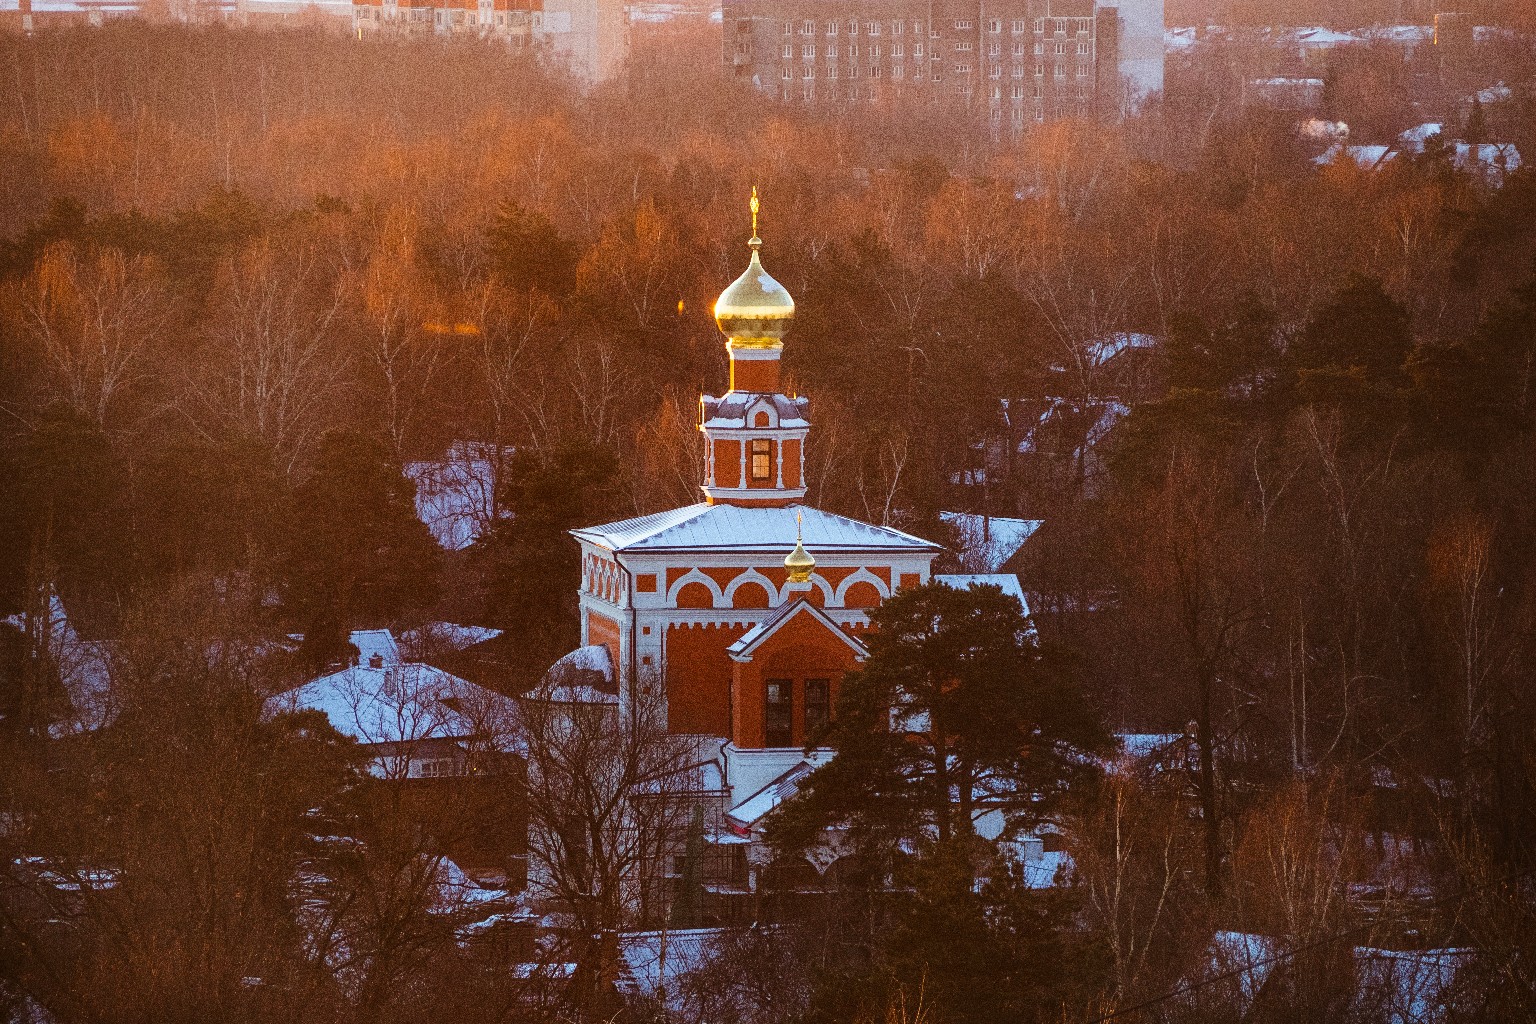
left=766, top=680, right=793, bottom=746
left=750, top=439, right=772, bottom=480
left=804, top=679, right=830, bottom=738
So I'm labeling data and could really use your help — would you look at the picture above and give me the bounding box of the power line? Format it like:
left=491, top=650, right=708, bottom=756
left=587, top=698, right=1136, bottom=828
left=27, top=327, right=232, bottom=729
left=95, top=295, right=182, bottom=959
left=1086, top=866, right=1535, bottom=1023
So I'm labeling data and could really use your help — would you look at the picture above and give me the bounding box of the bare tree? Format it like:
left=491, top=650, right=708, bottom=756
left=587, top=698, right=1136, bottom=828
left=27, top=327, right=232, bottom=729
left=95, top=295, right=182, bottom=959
left=22, top=241, right=172, bottom=426
left=514, top=670, right=701, bottom=1017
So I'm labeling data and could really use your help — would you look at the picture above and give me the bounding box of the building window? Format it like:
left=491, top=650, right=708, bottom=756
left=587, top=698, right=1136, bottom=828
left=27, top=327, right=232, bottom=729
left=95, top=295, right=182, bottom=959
left=801, top=66, right=815, bottom=79
left=829, top=65, right=839, bottom=78
left=871, top=64, right=882, bottom=77
left=848, top=63, right=859, bottom=77
left=989, top=65, right=1002, bottom=78
left=954, top=19, right=972, bottom=29
left=847, top=19, right=857, bottom=34
left=418, top=758, right=459, bottom=778
left=782, top=43, right=792, bottom=57
left=1076, top=63, right=1088, bottom=76
left=1078, top=40, right=1089, bottom=54
left=827, top=43, right=837, bottom=57
left=805, top=679, right=831, bottom=737
left=766, top=680, right=792, bottom=746
left=865, top=21, right=878, bottom=34
left=1055, top=41, right=1065, bottom=54
left=1035, top=64, right=1044, bottom=76
left=892, top=42, right=903, bottom=56
left=750, top=439, right=772, bottom=479
left=914, top=42, right=923, bottom=57
left=801, top=18, right=813, bottom=33
left=953, top=62, right=971, bottom=73
left=893, top=64, right=904, bottom=78
left=871, top=43, right=881, bottom=56
left=782, top=67, right=792, bottom=79
left=783, top=20, right=792, bottom=34
left=1012, top=18, right=1026, bottom=32
left=826, top=19, right=836, bottom=34
left=1012, top=83, right=1024, bottom=98
left=892, top=20, right=903, bottom=34
left=848, top=42, right=858, bottom=56
left=802, top=43, right=815, bottom=58
left=955, top=40, right=972, bottom=51
left=988, top=18, right=1001, bottom=32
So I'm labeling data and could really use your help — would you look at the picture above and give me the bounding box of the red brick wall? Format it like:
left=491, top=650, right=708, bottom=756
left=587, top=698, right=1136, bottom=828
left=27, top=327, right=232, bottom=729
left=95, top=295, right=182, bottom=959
left=731, top=610, right=860, bottom=748
left=586, top=611, right=621, bottom=670
left=666, top=622, right=750, bottom=736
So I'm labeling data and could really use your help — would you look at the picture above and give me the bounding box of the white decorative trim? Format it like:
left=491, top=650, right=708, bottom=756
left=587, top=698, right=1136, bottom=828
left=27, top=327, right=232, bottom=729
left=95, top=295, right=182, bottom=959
left=665, top=568, right=726, bottom=608
left=726, top=346, right=783, bottom=361
left=723, top=567, right=777, bottom=606
left=834, top=567, right=891, bottom=605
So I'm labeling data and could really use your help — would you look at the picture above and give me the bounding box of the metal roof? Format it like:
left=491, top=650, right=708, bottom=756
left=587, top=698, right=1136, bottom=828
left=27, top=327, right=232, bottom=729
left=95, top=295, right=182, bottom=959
left=571, top=502, right=940, bottom=553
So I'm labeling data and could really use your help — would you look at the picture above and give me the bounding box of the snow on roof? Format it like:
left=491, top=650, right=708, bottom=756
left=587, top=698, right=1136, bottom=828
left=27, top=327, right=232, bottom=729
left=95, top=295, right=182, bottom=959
left=725, top=754, right=833, bottom=831
left=1315, top=143, right=1398, bottom=171
left=431, top=857, right=517, bottom=916
left=1292, top=26, right=1360, bottom=47
left=1087, top=332, right=1158, bottom=367
left=618, top=928, right=725, bottom=1001
left=727, top=599, right=868, bottom=663
left=1298, top=118, right=1350, bottom=141
left=573, top=503, right=940, bottom=554
left=268, top=649, right=519, bottom=747
left=1023, top=849, right=1072, bottom=889
left=4, top=595, right=114, bottom=736
left=350, top=628, right=401, bottom=668
left=1357, top=947, right=1469, bottom=1024
left=939, top=513, right=1042, bottom=572
left=1473, top=82, right=1512, bottom=105
left=405, top=442, right=508, bottom=551
left=1207, top=933, right=1467, bottom=1023
left=1164, top=27, right=1199, bottom=49
left=1211, top=931, right=1279, bottom=1002
left=400, top=622, right=504, bottom=654
left=700, top=392, right=810, bottom=430
left=1452, top=142, right=1522, bottom=179
left=536, top=644, right=617, bottom=699
left=1117, top=733, right=1184, bottom=759
left=1398, top=122, right=1443, bottom=152
left=936, top=573, right=1029, bottom=611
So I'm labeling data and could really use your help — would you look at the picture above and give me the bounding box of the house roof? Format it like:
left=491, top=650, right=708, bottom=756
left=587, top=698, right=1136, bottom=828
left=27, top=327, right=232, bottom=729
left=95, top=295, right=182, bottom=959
left=573, top=502, right=940, bottom=554
left=935, top=573, right=1029, bottom=609
left=268, top=630, right=520, bottom=747
left=405, top=442, right=509, bottom=551
left=726, top=598, right=869, bottom=663
left=725, top=754, right=833, bottom=831
left=939, top=514, right=1042, bottom=572
left=701, top=392, right=811, bottom=429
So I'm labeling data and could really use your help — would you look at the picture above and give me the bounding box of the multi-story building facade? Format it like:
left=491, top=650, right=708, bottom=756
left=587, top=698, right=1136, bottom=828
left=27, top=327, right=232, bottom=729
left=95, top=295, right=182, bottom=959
left=722, top=0, right=1162, bottom=126
left=351, top=0, right=628, bottom=83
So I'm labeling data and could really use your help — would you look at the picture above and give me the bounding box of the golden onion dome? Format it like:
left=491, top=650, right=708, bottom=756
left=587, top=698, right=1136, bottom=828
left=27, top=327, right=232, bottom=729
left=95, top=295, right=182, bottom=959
left=714, top=188, right=794, bottom=349
left=785, top=512, right=816, bottom=584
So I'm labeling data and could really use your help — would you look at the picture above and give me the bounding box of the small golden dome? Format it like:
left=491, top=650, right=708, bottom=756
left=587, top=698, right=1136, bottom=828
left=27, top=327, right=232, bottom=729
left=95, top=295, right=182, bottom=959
left=785, top=511, right=815, bottom=584
left=714, top=188, right=794, bottom=349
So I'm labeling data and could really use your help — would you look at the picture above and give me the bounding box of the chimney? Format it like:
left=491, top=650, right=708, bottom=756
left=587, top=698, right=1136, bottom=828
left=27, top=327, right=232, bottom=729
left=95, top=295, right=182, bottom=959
left=368, top=652, right=385, bottom=669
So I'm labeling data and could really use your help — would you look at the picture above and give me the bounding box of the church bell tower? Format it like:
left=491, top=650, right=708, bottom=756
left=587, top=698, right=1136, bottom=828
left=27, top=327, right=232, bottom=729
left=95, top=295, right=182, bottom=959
left=700, top=188, right=809, bottom=508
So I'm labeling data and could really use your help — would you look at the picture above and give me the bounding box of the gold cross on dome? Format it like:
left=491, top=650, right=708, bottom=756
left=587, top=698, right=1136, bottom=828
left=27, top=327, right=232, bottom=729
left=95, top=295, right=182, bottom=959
left=750, top=186, right=760, bottom=237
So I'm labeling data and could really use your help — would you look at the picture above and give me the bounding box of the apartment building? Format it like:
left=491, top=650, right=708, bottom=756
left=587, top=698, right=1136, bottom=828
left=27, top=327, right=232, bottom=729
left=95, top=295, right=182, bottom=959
left=352, top=0, right=628, bottom=83
left=722, top=0, right=1162, bottom=126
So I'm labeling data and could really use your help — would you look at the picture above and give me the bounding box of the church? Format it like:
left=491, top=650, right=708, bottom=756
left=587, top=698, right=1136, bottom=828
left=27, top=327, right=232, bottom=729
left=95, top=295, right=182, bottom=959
left=563, top=191, right=1017, bottom=850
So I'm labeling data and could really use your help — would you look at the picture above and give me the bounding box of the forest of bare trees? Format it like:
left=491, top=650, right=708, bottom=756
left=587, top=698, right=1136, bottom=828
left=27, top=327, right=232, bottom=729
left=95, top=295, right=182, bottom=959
left=2, top=14, right=1536, bottom=1024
